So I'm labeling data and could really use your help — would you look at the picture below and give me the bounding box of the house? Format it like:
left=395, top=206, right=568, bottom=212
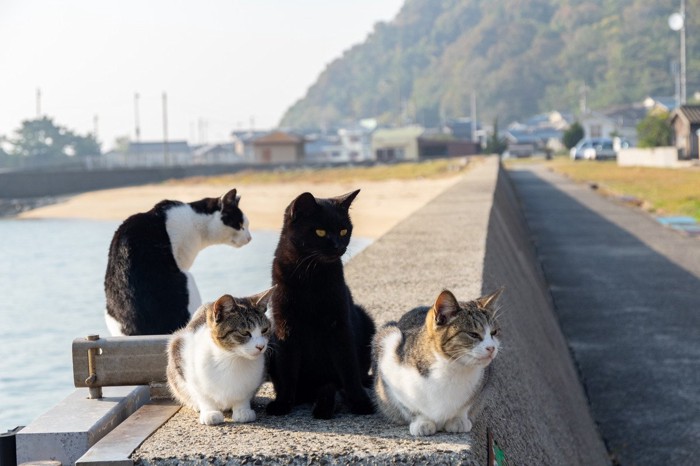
left=601, top=103, right=649, bottom=146
left=504, top=111, right=573, bottom=155
left=252, top=131, right=304, bottom=164
left=103, top=141, right=192, bottom=167
left=669, top=105, right=700, bottom=159
left=371, top=125, right=424, bottom=161
left=644, top=96, right=678, bottom=113
left=579, top=111, right=617, bottom=140
left=338, top=127, right=373, bottom=162
left=231, top=130, right=268, bottom=162
left=417, top=132, right=480, bottom=158
left=192, top=143, right=243, bottom=165
left=303, top=133, right=344, bottom=163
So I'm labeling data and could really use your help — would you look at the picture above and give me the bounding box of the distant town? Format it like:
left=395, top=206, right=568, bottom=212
left=3, top=94, right=700, bottom=172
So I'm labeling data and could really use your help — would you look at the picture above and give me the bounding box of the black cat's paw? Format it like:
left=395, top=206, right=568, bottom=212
left=312, top=402, right=335, bottom=420
left=312, top=383, right=336, bottom=420
left=266, top=399, right=292, bottom=416
left=349, top=394, right=376, bottom=415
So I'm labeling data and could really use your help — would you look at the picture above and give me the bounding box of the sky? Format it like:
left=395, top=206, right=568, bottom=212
left=0, top=0, right=404, bottom=151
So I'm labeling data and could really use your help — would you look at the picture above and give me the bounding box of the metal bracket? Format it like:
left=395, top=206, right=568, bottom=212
left=84, top=335, right=102, bottom=399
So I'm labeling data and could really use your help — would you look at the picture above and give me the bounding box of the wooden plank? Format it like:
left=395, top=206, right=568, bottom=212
left=75, top=400, right=181, bottom=466
left=72, top=336, right=169, bottom=388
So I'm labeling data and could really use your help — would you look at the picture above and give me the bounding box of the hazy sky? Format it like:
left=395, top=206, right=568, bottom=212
left=0, top=0, right=403, bottom=150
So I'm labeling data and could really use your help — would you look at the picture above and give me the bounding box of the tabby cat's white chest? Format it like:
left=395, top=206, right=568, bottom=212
left=379, top=330, right=484, bottom=423
left=182, top=327, right=265, bottom=409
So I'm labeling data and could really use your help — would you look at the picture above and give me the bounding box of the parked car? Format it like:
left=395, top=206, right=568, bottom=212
left=570, top=138, right=617, bottom=160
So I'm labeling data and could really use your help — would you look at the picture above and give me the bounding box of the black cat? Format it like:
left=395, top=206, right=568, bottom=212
left=266, top=189, right=376, bottom=419
left=104, top=189, right=251, bottom=336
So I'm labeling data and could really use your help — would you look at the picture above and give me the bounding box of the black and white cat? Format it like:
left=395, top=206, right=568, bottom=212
left=266, top=190, right=376, bottom=419
left=104, top=188, right=251, bottom=336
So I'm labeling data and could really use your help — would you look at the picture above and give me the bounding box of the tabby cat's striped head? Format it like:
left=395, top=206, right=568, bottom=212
left=205, top=288, right=273, bottom=359
left=425, top=288, right=503, bottom=366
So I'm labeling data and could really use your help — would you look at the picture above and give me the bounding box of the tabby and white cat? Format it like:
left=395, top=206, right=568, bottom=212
left=104, top=188, right=251, bottom=336
left=372, top=288, right=503, bottom=436
left=167, top=289, right=273, bottom=425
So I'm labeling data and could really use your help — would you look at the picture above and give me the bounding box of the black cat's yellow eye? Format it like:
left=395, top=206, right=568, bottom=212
left=340, top=229, right=348, bottom=237
left=316, top=229, right=326, bottom=237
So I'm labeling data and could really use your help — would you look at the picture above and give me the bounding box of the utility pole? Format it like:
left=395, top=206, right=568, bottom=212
left=471, top=91, right=477, bottom=142
left=36, top=88, right=41, bottom=118
left=134, top=92, right=141, bottom=143
left=162, top=92, right=170, bottom=165
left=681, top=0, right=687, bottom=104
left=93, top=114, right=99, bottom=139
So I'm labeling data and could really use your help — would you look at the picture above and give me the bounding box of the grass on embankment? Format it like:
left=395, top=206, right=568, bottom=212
left=506, top=156, right=700, bottom=221
left=165, top=158, right=474, bottom=187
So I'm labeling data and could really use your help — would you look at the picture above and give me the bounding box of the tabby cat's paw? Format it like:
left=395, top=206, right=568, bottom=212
left=199, top=410, right=225, bottom=425
left=445, top=415, right=472, bottom=433
left=231, top=407, right=256, bottom=423
left=409, top=419, right=437, bottom=436
left=266, top=399, right=292, bottom=416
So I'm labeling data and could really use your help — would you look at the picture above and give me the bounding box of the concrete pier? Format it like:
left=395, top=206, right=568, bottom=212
left=129, top=158, right=609, bottom=465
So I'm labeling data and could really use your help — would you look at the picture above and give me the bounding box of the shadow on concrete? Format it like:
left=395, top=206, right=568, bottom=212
left=507, top=167, right=700, bottom=466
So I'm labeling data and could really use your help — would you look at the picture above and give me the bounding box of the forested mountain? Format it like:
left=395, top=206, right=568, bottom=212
left=280, top=0, right=697, bottom=130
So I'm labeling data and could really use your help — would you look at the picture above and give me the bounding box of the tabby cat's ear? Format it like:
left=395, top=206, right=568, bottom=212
left=213, top=294, right=235, bottom=323
left=476, top=287, right=504, bottom=315
left=334, top=189, right=360, bottom=210
left=219, top=188, right=239, bottom=209
left=433, top=289, right=460, bottom=326
left=290, top=192, right=318, bottom=220
left=250, top=286, right=275, bottom=311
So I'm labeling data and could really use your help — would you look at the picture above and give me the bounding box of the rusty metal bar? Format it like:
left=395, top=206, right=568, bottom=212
left=72, top=335, right=169, bottom=389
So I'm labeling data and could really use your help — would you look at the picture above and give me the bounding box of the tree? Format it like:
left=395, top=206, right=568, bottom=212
left=562, top=122, right=584, bottom=149
left=9, top=117, right=101, bottom=160
left=485, top=118, right=507, bottom=155
left=636, top=111, right=672, bottom=148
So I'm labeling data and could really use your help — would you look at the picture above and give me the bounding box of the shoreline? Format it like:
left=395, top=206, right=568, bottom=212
left=15, top=176, right=465, bottom=239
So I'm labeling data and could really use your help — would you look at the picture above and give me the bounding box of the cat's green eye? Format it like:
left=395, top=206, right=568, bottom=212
left=491, top=328, right=500, bottom=336
left=316, top=229, right=327, bottom=237
left=340, top=229, right=348, bottom=237
left=262, top=327, right=270, bottom=335
left=240, top=331, right=251, bottom=338
left=467, top=332, right=482, bottom=340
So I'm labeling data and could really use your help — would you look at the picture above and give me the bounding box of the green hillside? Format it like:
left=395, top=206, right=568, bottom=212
left=280, top=0, right=697, bottom=130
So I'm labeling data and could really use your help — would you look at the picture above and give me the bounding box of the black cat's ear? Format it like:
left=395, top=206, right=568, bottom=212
left=219, top=188, right=239, bottom=209
left=213, top=294, right=235, bottom=323
left=250, top=286, right=275, bottom=312
left=334, top=189, right=360, bottom=210
left=290, top=192, right=318, bottom=220
left=476, top=286, right=504, bottom=316
left=433, top=289, right=460, bottom=326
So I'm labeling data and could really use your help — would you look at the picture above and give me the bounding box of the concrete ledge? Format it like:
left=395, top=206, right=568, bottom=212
left=76, top=400, right=180, bottom=466
left=131, top=157, right=609, bottom=465
left=15, top=386, right=150, bottom=465
left=617, top=146, right=698, bottom=168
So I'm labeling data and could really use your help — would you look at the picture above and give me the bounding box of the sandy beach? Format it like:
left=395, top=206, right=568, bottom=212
left=18, top=175, right=465, bottom=239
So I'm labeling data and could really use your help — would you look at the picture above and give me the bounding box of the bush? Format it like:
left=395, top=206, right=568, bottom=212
left=562, top=122, right=584, bottom=149
left=637, top=111, right=672, bottom=148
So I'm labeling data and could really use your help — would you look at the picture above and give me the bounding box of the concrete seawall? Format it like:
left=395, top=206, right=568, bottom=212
left=128, top=157, right=609, bottom=465
left=0, top=164, right=266, bottom=199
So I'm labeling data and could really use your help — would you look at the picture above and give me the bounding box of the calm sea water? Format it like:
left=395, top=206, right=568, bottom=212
left=0, top=218, right=370, bottom=431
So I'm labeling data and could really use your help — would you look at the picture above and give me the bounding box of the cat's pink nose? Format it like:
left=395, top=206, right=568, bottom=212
left=256, top=344, right=265, bottom=352
left=485, top=346, right=495, bottom=354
